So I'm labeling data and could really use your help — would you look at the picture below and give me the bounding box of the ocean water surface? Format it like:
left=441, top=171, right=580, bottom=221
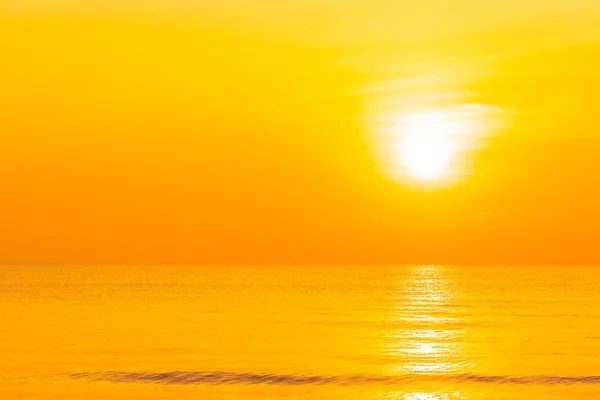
left=1, top=265, right=600, bottom=399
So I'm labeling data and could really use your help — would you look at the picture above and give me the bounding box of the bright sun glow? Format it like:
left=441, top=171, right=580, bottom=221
left=394, top=110, right=469, bottom=180
left=400, top=130, right=453, bottom=179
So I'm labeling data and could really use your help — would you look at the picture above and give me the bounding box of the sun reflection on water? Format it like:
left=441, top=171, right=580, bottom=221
left=373, top=390, right=459, bottom=400
left=384, top=265, right=470, bottom=376
left=404, top=393, right=451, bottom=400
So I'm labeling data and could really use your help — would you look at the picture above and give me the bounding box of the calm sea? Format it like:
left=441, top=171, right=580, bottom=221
left=1, top=265, right=600, bottom=399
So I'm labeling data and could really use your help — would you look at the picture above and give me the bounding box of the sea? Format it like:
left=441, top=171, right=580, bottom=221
left=1, top=265, right=600, bottom=399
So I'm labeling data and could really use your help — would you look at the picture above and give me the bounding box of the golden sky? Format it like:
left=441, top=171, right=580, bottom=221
left=2, top=1, right=600, bottom=264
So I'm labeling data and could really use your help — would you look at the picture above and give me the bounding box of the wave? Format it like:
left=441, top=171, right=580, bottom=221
left=70, top=371, right=600, bottom=386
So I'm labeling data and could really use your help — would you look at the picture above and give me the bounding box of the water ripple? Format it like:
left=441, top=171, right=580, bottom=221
left=70, top=371, right=600, bottom=386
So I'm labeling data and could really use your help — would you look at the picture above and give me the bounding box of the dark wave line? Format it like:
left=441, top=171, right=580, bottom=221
left=70, top=371, right=600, bottom=386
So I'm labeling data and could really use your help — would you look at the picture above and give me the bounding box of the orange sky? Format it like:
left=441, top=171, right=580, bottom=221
left=2, top=1, right=600, bottom=265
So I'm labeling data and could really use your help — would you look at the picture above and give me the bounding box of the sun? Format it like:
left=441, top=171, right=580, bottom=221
left=369, top=102, right=503, bottom=185
left=393, top=110, right=468, bottom=180
left=399, top=128, right=453, bottom=179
